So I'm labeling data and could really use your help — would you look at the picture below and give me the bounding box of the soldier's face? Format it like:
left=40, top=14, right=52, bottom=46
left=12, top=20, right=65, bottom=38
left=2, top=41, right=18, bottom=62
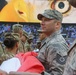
left=19, top=29, right=23, bottom=37
left=40, top=17, right=58, bottom=35
left=21, top=35, right=27, bottom=43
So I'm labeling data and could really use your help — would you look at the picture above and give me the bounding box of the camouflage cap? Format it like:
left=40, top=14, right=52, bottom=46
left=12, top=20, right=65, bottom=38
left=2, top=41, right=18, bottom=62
left=37, top=27, right=45, bottom=33
left=4, top=33, right=20, bottom=41
left=37, top=9, right=63, bottom=22
left=28, top=34, right=34, bottom=40
left=37, top=29, right=45, bottom=33
left=36, top=40, right=41, bottom=43
left=12, top=33, right=20, bottom=41
left=12, top=24, right=23, bottom=32
left=23, top=30, right=29, bottom=39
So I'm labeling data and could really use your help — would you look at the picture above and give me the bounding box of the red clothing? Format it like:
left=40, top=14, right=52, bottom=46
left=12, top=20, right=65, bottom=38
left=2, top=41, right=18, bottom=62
left=16, top=52, right=45, bottom=73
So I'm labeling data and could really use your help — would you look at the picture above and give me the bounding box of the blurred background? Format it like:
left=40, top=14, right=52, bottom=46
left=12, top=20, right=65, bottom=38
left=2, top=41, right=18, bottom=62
left=0, top=22, right=75, bottom=46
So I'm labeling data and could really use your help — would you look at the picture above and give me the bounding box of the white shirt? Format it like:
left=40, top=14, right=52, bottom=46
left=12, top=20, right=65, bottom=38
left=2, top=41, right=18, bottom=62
left=0, top=57, right=21, bottom=73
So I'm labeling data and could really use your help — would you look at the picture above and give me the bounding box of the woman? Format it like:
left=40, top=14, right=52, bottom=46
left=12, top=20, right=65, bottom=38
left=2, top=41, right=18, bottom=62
left=0, top=51, right=45, bottom=74
left=0, top=33, right=20, bottom=64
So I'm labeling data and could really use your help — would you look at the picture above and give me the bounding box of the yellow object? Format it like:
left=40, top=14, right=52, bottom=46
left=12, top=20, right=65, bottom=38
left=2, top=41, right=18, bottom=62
left=0, top=0, right=39, bottom=22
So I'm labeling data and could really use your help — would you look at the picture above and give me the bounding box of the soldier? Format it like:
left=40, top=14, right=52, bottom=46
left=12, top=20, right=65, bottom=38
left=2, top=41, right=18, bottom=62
left=34, top=29, right=47, bottom=53
left=37, top=9, right=69, bottom=75
left=63, top=39, right=76, bottom=75
left=37, top=28, right=47, bottom=49
left=27, top=34, right=34, bottom=51
left=21, top=30, right=29, bottom=44
left=0, top=33, right=20, bottom=64
left=12, top=24, right=23, bottom=38
left=21, top=30, right=32, bottom=52
left=36, top=41, right=41, bottom=50
left=12, top=24, right=25, bottom=53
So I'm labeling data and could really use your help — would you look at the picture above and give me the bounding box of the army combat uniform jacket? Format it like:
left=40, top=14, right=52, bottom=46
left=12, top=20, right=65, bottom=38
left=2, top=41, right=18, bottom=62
left=24, top=41, right=32, bottom=52
left=63, top=39, right=76, bottom=75
left=0, top=51, right=15, bottom=64
left=17, top=40, right=25, bottom=53
left=38, top=31, right=69, bottom=75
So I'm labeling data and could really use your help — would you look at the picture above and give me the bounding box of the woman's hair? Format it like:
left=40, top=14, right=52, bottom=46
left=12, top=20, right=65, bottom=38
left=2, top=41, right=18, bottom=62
left=3, top=33, right=19, bottom=49
left=3, top=38, right=18, bottom=49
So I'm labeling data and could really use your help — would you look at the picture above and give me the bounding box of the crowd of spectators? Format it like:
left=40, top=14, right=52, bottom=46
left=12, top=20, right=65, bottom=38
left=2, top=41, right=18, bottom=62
left=61, top=25, right=76, bottom=45
left=0, top=23, right=76, bottom=45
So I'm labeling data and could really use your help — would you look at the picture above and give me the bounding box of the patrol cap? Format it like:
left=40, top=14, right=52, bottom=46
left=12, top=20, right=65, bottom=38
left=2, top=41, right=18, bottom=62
left=37, top=29, right=45, bottom=33
left=28, top=34, right=34, bottom=40
left=12, top=24, right=23, bottom=32
left=36, top=40, right=41, bottom=43
left=23, top=30, right=29, bottom=39
left=37, top=9, right=63, bottom=22
left=12, top=33, right=20, bottom=41
left=37, top=27, right=45, bottom=33
left=4, top=33, right=20, bottom=41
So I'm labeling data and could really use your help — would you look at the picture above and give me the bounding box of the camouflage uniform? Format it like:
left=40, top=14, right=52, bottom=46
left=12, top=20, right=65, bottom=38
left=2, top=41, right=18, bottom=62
left=0, top=42, right=4, bottom=55
left=27, top=34, right=34, bottom=50
left=22, top=30, right=31, bottom=52
left=63, top=39, right=76, bottom=75
left=23, top=30, right=29, bottom=40
left=0, top=33, right=20, bottom=64
left=20, top=30, right=32, bottom=52
left=24, top=41, right=32, bottom=52
left=17, top=40, right=25, bottom=53
left=37, top=9, right=69, bottom=75
left=0, top=42, right=4, bottom=64
left=38, top=31, right=69, bottom=75
left=12, top=24, right=23, bottom=34
left=1, top=52, right=15, bottom=62
left=12, top=24, right=25, bottom=53
left=37, top=28, right=47, bottom=49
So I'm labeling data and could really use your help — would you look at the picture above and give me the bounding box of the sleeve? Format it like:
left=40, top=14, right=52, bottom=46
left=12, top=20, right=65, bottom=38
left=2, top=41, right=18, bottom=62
left=37, top=44, right=47, bottom=63
left=47, top=44, right=68, bottom=75
left=63, top=54, right=76, bottom=75
left=70, top=53, right=76, bottom=70
left=39, top=43, right=68, bottom=75
left=24, top=43, right=31, bottom=52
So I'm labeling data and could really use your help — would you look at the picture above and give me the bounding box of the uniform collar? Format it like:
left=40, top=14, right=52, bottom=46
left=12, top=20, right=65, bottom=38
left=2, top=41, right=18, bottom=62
left=45, top=30, right=61, bottom=43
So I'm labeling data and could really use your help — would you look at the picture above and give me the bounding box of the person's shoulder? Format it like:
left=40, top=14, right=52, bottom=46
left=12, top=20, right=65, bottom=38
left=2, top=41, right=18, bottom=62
left=47, top=35, right=67, bottom=45
left=46, top=40, right=68, bottom=52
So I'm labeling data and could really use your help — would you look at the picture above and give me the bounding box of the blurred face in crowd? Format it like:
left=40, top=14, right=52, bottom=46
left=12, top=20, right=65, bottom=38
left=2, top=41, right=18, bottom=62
left=21, top=35, right=27, bottom=43
left=19, top=29, right=23, bottom=37
left=39, top=32, right=46, bottom=41
left=40, top=17, right=61, bottom=36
